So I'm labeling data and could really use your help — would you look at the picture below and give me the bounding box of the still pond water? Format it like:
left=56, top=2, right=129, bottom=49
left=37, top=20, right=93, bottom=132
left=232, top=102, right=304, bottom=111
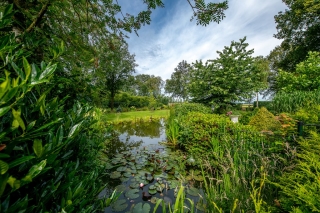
left=101, top=119, right=205, bottom=213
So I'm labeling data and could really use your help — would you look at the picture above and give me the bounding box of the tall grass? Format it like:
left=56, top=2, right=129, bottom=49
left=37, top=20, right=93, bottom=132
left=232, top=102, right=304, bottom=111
left=152, top=186, right=195, bottom=213
left=165, top=108, right=181, bottom=146
left=273, top=90, right=320, bottom=113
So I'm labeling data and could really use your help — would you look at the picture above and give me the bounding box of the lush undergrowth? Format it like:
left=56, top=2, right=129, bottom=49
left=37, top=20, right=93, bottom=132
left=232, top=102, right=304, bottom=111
left=164, top=102, right=320, bottom=212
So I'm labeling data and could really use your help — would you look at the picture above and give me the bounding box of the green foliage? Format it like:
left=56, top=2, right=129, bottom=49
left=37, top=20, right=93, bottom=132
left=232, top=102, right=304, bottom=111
left=170, top=103, right=211, bottom=119
left=239, top=108, right=259, bottom=125
left=272, top=0, right=320, bottom=72
left=273, top=90, right=320, bottom=113
left=0, top=12, right=110, bottom=212
left=275, top=131, right=320, bottom=212
left=174, top=110, right=284, bottom=211
left=276, top=51, right=320, bottom=92
left=249, top=107, right=281, bottom=132
left=165, top=60, right=191, bottom=101
left=188, top=37, right=269, bottom=106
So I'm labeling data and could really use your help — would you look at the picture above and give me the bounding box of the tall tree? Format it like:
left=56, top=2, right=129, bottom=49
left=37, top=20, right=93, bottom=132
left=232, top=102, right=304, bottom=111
left=131, top=74, right=164, bottom=97
left=272, top=0, right=320, bottom=71
left=188, top=37, right=268, bottom=107
left=95, top=37, right=137, bottom=110
left=276, top=51, right=320, bottom=92
left=165, top=60, right=191, bottom=101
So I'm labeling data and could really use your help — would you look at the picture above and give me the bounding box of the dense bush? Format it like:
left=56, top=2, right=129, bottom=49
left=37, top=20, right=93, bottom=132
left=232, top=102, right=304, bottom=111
left=249, top=107, right=281, bottom=132
left=170, top=103, right=211, bottom=118
left=176, top=111, right=285, bottom=211
left=0, top=10, right=108, bottom=212
left=275, top=131, right=320, bottom=212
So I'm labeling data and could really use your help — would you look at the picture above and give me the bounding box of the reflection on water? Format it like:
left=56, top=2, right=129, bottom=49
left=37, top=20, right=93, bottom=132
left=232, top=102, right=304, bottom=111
left=114, top=119, right=167, bottom=146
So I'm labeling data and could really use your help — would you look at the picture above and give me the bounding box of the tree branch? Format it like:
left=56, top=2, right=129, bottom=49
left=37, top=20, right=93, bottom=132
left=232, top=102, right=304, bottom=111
left=25, top=0, right=50, bottom=33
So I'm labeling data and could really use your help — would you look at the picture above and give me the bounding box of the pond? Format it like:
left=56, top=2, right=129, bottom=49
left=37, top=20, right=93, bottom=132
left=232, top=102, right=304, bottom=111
left=101, top=119, right=206, bottom=213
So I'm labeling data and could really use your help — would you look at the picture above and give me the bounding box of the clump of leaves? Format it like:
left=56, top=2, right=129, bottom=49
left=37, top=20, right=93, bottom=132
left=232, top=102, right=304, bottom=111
left=249, top=107, right=281, bottom=132
left=275, top=131, right=320, bottom=212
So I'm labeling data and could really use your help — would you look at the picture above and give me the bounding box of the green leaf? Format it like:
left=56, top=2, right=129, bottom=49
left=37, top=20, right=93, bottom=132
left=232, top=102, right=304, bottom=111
left=11, top=62, right=25, bottom=81
left=186, top=187, right=200, bottom=196
left=68, top=121, right=83, bottom=138
left=125, top=189, right=139, bottom=199
left=12, top=108, right=25, bottom=131
left=0, top=154, right=9, bottom=159
left=22, top=159, right=47, bottom=183
left=132, top=202, right=151, bottom=213
left=31, top=64, right=39, bottom=83
left=0, top=106, right=10, bottom=117
left=33, top=139, right=43, bottom=158
left=111, top=199, right=128, bottom=212
left=39, top=63, right=57, bottom=80
left=26, top=120, right=36, bottom=131
left=0, top=173, right=9, bottom=197
left=23, top=57, right=31, bottom=81
left=0, top=71, right=10, bottom=100
left=56, top=125, right=64, bottom=144
left=7, top=176, right=20, bottom=190
left=0, top=86, right=18, bottom=105
left=29, top=118, right=62, bottom=133
left=110, top=171, right=121, bottom=179
left=0, top=160, right=9, bottom=174
left=8, top=156, right=35, bottom=168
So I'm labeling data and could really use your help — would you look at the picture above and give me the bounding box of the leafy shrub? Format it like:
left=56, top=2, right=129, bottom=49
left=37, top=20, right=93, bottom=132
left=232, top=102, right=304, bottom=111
left=249, top=107, right=281, bottom=132
left=239, top=108, right=259, bottom=125
left=275, top=131, right=320, bottom=212
left=171, top=103, right=211, bottom=119
left=0, top=10, right=108, bottom=212
left=177, top=112, right=231, bottom=154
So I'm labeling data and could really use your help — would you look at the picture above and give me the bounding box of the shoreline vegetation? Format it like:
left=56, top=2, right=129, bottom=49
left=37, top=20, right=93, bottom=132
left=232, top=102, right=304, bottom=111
left=103, top=109, right=170, bottom=123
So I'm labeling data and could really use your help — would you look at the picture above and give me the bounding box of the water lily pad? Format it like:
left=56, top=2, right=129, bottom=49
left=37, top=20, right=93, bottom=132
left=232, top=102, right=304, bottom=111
left=120, top=177, right=130, bottom=182
left=196, top=200, right=206, bottom=211
left=105, top=163, right=114, bottom=169
left=110, top=171, right=121, bottom=179
left=111, top=158, right=122, bottom=164
left=115, top=184, right=126, bottom=192
left=115, top=154, right=124, bottom=158
left=150, top=197, right=159, bottom=204
left=146, top=176, right=153, bottom=181
left=148, top=185, right=157, bottom=194
left=123, top=172, right=132, bottom=178
left=125, top=189, right=139, bottom=199
left=132, top=202, right=151, bottom=213
left=117, top=166, right=127, bottom=172
left=187, top=187, right=200, bottom=196
left=168, top=180, right=179, bottom=188
left=156, top=184, right=165, bottom=192
left=130, top=182, right=139, bottom=188
left=111, top=199, right=128, bottom=212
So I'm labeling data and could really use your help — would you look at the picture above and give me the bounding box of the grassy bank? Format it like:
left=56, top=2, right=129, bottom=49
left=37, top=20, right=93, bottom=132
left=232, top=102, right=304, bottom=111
left=104, top=109, right=170, bottom=122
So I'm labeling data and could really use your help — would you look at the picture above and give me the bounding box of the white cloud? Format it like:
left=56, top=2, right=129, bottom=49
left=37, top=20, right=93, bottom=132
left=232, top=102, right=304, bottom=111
left=121, top=0, right=287, bottom=80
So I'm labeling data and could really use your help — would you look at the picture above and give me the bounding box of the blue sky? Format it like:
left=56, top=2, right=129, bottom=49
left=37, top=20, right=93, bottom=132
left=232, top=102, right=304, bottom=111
left=117, top=0, right=287, bottom=81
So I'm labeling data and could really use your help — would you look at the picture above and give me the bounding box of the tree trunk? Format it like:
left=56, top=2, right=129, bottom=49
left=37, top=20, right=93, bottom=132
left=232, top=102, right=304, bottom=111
left=110, top=92, right=115, bottom=111
left=256, top=92, right=259, bottom=108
